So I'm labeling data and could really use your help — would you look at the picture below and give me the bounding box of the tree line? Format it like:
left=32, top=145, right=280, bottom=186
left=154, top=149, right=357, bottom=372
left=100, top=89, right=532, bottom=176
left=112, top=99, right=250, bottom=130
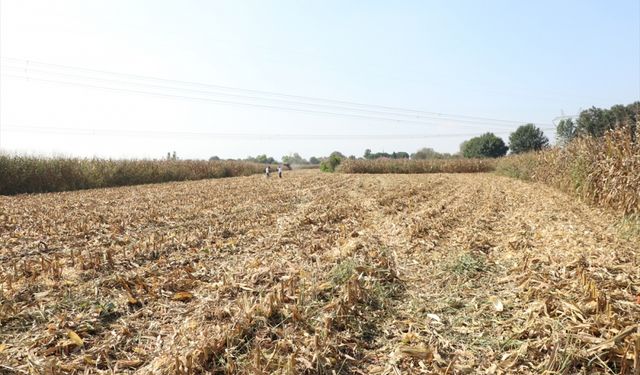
left=207, top=101, right=638, bottom=165
left=451, top=101, right=638, bottom=158
left=556, top=102, right=638, bottom=144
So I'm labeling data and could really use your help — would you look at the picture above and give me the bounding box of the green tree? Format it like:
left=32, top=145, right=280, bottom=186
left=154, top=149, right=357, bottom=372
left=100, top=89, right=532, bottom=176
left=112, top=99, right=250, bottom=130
left=363, top=149, right=409, bottom=159
left=461, top=133, right=508, bottom=158
left=576, top=106, right=613, bottom=137
left=556, top=118, right=577, bottom=145
left=410, top=147, right=454, bottom=159
left=508, top=124, right=549, bottom=154
left=246, top=154, right=276, bottom=164
left=281, top=153, right=308, bottom=165
left=411, top=147, right=438, bottom=159
left=392, top=151, right=410, bottom=159
left=309, top=156, right=320, bottom=165
left=559, top=102, right=639, bottom=140
left=610, top=102, right=638, bottom=138
left=329, top=151, right=345, bottom=159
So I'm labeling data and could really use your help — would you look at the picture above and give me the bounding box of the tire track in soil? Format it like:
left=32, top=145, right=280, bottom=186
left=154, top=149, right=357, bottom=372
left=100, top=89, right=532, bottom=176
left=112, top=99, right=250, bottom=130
left=346, top=174, right=506, bottom=373
left=344, top=174, right=638, bottom=374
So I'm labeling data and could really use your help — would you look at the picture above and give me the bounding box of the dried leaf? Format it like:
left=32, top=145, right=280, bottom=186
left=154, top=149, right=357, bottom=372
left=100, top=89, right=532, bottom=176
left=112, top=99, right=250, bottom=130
left=401, top=332, right=419, bottom=344
left=126, top=292, right=139, bottom=305
left=133, top=347, right=147, bottom=356
left=172, top=291, right=194, bottom=301
left=399, top=344, right=433, bottom=361
left=67, top=329, right=84, bottom=347
left=489, top=296, right=504, bottom=312
left=83, top=355, right=96, bottom=365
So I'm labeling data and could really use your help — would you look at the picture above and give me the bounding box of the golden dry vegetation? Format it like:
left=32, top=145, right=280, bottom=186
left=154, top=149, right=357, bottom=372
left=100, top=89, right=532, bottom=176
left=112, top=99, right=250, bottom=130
left=1, top=171, right=639, bottom=374
left=338, top=158, right=496, bottom=174
left=0, top=156, right=269, bottom=195
left=496, top=127, right=640, bottom=215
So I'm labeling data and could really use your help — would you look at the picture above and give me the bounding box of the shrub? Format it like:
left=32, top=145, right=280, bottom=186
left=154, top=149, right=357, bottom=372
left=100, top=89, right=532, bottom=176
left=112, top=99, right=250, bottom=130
left=320, top=154, right=342, bottom=172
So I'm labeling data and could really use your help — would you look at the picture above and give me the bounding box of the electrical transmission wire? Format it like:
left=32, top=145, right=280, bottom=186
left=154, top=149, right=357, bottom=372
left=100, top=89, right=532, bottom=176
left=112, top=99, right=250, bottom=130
left=1, top=57, right=552, bottom=128
left=0, top=57, right=518, bottom=121
left=5, top=72, right=537, bottom=131
left=1, top=57, right=560, bottom=147
left=0, top=64, right=529, bottom=128
left=4, top=123, right=555, bottom=140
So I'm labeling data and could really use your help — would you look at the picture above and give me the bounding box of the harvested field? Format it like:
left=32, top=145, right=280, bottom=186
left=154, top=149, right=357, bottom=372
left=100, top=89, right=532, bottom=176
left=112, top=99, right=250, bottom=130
left=1, top=171, right=639, bottom=374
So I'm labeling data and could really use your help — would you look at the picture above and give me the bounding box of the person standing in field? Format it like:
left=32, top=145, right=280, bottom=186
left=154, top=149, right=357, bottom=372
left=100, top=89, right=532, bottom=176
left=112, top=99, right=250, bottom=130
left=265, top=165, right=270, bottom=178
left=277, top=165, right=283, bottom=178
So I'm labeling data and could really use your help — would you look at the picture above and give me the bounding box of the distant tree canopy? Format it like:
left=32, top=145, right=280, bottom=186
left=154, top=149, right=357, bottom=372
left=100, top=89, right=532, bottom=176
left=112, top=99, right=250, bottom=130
left=245, top=154, right=276, bottom=164
left=209, top=156, right=220, bottom=161
left=461, top=133, right=508, bottom=158
left=363, top=149, right=410, bottom=160
left=308, top=156, right=321, bottom=165
left=577, top=107, right=612, bottom=138
left=329, top=151, right=346, bottom=159
left=410, top=147, right=454, bottom=160
left=281, top=153, right=309, bottom=165
left=508, top=124, right=549, bottom=154
left=556, top=102, right=639, bottom=143
left=556, top=118, right=577, bottom=145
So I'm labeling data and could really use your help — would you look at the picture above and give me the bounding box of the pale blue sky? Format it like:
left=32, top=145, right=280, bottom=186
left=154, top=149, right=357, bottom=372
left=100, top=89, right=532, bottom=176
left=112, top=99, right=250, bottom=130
left=1, top=1, right=638, bottom=159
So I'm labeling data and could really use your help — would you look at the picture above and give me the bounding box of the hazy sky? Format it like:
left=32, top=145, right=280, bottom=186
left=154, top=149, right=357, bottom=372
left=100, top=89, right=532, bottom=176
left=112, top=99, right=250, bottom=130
left=1, top=1, right=639, bottom=160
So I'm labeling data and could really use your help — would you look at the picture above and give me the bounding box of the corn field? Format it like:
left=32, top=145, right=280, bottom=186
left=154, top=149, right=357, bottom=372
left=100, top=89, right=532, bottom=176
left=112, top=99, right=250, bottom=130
left=338, top=158, right=496, bottom=174
left=1, top=171, right=639, bottom=374
left=496, top=126, right=640, bottom=215
left=0, top=156, right=269, bottom=195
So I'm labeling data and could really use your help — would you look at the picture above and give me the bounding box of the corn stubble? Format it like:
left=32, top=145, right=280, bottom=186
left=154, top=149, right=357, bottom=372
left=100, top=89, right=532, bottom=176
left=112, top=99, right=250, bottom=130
left=0, top=171, right=639, bottom=374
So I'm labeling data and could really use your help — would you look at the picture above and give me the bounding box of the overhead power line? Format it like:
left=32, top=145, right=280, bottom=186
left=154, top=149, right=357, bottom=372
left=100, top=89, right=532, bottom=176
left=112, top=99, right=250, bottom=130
left=551, top=115, right=578, bottom=126
left=2, top=124, right=556, bottom=140
left=0, top=64, right=528, bottom=128
left=1, top=57, right=552, bottom=128
left=4, top=72, right=534, bottom=131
